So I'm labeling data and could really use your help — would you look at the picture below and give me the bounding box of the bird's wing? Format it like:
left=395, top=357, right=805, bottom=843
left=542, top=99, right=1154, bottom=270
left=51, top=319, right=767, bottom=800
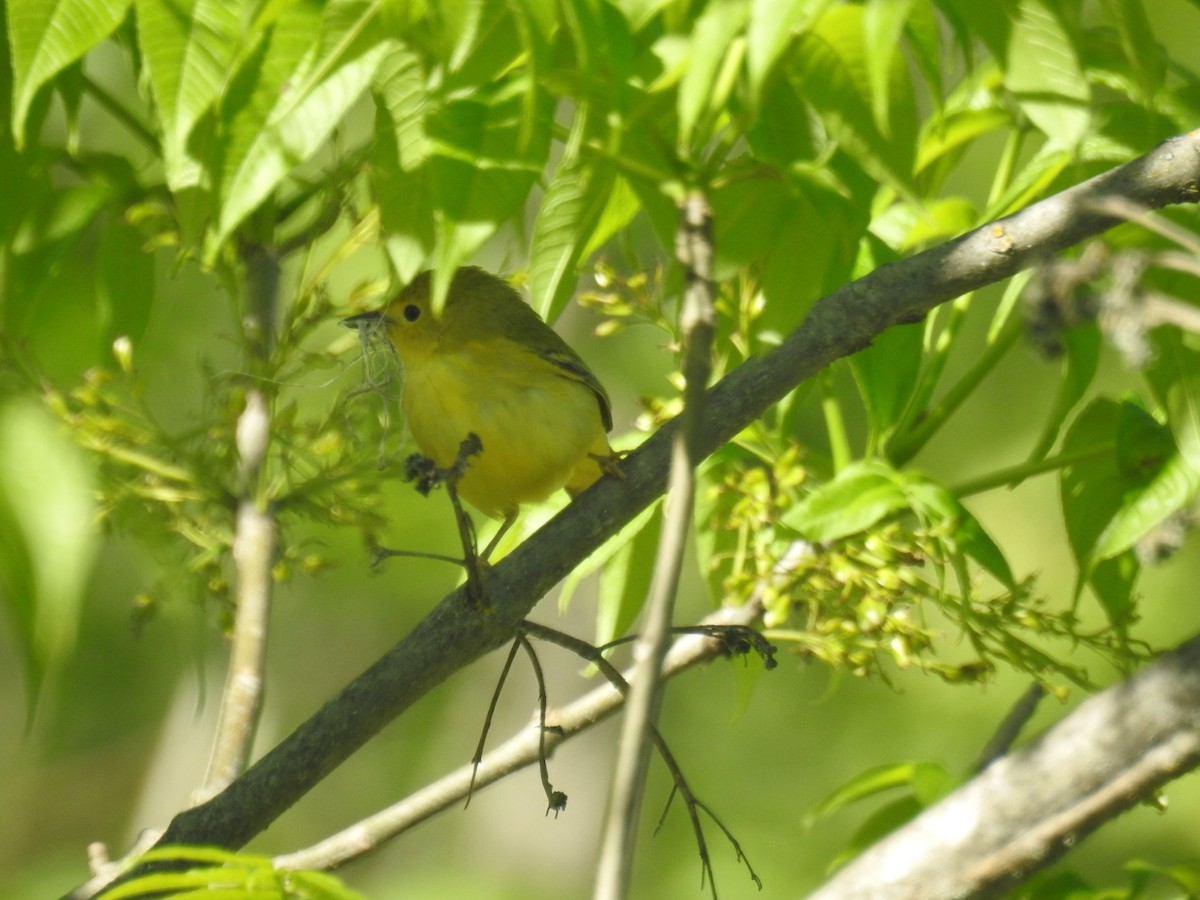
left=537, top=347, right=613, bottom=432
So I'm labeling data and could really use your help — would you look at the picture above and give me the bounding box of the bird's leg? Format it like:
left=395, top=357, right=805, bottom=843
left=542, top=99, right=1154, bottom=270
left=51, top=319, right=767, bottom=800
left=480, top=512, right=518, bottom=563
left=442, top=434, right=488, bottom=605
left=589, top=449, right=627, bottom=481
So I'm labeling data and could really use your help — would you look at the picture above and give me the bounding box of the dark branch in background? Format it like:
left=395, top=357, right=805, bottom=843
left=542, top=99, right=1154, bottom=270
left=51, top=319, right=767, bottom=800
left=596, top=190, right=717, bottom=899
left=103, top=133, right=1200, bottom=891
left=807, top=632, right=1200, bottom=900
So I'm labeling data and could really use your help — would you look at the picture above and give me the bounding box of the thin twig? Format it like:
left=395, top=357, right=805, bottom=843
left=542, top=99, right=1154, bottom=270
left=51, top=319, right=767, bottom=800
left=517, top=634, right=567, bottom=815
left=595, top=190, right=716, bottom=900
left=527, top=621, right=763, bottom=898
left=269, top=602, right=763, bottom=875
left=467, top=637, right=523, bottom=807
left=972, top=683, right=1046, bottom=773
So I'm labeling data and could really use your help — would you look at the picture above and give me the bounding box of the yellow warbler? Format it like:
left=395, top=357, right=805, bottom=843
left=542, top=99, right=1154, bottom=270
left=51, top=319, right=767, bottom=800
left=344, top=266, right=616, bottom=552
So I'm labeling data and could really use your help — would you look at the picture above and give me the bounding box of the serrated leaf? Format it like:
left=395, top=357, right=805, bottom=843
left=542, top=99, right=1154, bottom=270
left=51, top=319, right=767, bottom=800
left=209, top=1, right=392, bottom=257
left=1004, top=0, right=1090, bottom=148
left=8, top=0, right=131, bottom=148
left=528, top=146, right=615, bottom=322
left=782, top=459, right=909, bottom=542
left=135, top=0, right=244, bottom=190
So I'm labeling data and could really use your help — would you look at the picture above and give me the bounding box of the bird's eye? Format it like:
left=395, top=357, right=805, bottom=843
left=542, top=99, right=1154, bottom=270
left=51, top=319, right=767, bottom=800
left=403, top=304, right=421, bottom=323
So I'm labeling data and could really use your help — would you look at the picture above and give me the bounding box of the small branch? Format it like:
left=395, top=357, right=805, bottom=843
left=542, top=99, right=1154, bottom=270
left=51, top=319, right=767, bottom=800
left=517, top=634, right=567, bottom=815
left=972, top=683, right=1046, bottom=773
left=467, top=636, right=522, bottom=807
left=271, top=602, right=763, bottom=874
left=595, top=190, right=716, bottom=900
left=195, top=247, right=281, bottom=803
left=808, top=633, right=1200, bottom=900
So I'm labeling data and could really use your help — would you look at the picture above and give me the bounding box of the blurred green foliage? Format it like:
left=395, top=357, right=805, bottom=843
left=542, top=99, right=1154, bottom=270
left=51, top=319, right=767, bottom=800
left=5, top=0, right=1200, bottom=898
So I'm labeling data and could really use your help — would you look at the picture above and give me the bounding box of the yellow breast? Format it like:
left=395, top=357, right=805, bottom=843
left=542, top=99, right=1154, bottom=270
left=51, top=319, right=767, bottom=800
left=401, top=339, right=609, bottom=519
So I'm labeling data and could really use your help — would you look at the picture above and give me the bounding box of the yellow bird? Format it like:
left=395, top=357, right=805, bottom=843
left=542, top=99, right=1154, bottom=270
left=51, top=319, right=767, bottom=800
left=343, top=266, right=616, bottom=557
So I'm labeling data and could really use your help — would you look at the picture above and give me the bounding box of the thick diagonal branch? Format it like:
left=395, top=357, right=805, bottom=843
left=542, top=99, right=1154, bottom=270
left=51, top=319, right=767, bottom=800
left=808, top=632, right=1200, bottom=900
left=115, top=132, right=1200, bottom=875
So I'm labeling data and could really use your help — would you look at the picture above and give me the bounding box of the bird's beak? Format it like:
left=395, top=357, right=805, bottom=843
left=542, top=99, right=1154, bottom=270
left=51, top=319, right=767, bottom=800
left=340, top=311, right=384, bottom=329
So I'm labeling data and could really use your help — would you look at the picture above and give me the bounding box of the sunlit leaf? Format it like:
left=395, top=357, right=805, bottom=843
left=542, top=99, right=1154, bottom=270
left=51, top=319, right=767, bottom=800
left=209, top=0, right=393, bottom=257
left=1004, top=0, right=1090, bottom=148
left=8, top=0, right=131, bottom=147
left=135, top=0, right=244, bottom=190
left=0, top=400, right=95, bottom=706
left=782, top=459, right=909, bottom=542
left=863, top=0, right=916, bottom=136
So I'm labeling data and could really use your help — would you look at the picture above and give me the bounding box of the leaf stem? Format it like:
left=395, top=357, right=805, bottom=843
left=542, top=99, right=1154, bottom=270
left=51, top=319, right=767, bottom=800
left=81, top=73, right=158, bottom=152
left=951, top=442, right=1112, bottom=498
left=889, top=317, right=1022, bottom=465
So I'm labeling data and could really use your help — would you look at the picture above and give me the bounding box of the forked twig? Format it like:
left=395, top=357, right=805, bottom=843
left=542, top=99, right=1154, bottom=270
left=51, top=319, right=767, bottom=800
left=522, top=620, right=764, bottom=898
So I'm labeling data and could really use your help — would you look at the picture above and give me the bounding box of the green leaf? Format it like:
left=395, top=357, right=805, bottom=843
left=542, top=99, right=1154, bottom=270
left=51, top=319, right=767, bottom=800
left=97, top=211, right=155, bottom=347
left=905, top=478, right=1015, bottom=589
left=373, top=46, right=434, bottom=282
left=1152, top=334, right=1200, bottom=470
left=559, top=500, right=662, bottom=613
left=579, top=174, right=642, bottom=261
left=788, top=4, right=917, bottom=194
left=528, top=129, right=616, bottom=321
left=1060, top=398, right=1127, bottom=586
left=916, top=106, right=1012, bottom=175
left=1092, top=451, right=1200, bottom=561
left=849, top=320, right=923, bottom=451
left=746, top=0, right=832, bottom=108
left=1058, top=398, right=1190, bottom=618
left=1004, top=0, right=1090, bottom=148
left=677, top=0, right=749, bottom=152
left=7, top=0, right=132, bottom=148
left=0, top=399, right=95, bottom=707
left=1024, top=323, right=1101, bottom=466
left=596, top=503, right=663, bottom=646
left=209, top=0, right=393, bottom=257
left=902, top=0, right=943, bottom=108
left=135, top=0, right=244, bottom=191
left=809, top=760, right=952, bottom=819
left=863, top=0, right=916, bottom=136
left=426, top=80, right=553, bottom=309
left=782, top=459, right=909, bottom=542
left=985, top=143, right=1071, bottom=219
left=1099, top=0, right=1165, bottom=105
left=829, top=796, right=924, bottom=871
